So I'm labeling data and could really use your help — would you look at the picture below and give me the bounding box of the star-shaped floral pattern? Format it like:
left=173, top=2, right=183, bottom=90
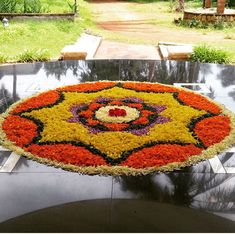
left=22, top=86, right=207, bottom=160
left=1, top=81, right=233, bottom=175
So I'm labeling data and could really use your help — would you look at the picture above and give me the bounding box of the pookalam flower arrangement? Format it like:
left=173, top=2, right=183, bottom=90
left=0, top=81, right=235, bottom=175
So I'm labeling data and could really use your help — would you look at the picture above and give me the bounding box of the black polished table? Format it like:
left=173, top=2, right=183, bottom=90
left=0, top=60, right=234, bottom=232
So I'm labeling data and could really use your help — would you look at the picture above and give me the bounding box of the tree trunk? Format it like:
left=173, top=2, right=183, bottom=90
left=176, top=0, right=184, bottom=12
left=74, top=0, right=78, bottom=14
left=217, top=0, right=225, bottom=14
left=23, top=0, right=26, bottom=13
left=204, top=0, right=212, bottom=8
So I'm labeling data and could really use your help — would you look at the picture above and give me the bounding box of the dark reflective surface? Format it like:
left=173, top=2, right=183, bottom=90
left=0, top=60, right=235, bottom=232
left=0, top=199, right=235, bottom=233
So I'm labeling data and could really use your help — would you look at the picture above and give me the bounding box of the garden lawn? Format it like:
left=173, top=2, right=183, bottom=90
left=131, top=1, right=235, bottom=61
left=0, top=0, right=95, bottom=61
left=0, top=0, right=235, bottom=63
left=89, top=0, right=235, bottom=62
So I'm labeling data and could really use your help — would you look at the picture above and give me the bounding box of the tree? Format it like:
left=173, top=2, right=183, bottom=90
left=74, top=0, right=77, bottom=14
left=176, top=0, right=185, bottom=12
left=68, top=0, right=78, bottom=14
left=217, top=0, right=225, bottom=13
left=204, top=0, right=212, bottom=8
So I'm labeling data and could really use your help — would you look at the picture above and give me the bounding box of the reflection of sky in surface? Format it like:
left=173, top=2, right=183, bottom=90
left=0, top=68, right=82, bottom=99
left=0, top=174, right=112, bottom=223
left=201, top=64, right=235, bottom=97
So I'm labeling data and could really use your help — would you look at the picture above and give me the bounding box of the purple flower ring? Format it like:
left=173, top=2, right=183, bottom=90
left=68, top=97, right=171, bottom=135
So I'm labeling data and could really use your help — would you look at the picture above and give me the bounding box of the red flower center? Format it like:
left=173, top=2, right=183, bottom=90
left=109, top=108, right=127, bottom=117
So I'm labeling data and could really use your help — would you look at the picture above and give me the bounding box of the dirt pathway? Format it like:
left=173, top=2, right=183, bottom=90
left=90, top=1, right=233, bottom=46
left=91, top=1, right=141, bottom=22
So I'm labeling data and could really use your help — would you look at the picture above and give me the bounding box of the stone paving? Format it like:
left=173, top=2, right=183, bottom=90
left=94, top=40, right=161, bottom=60
left=60, top=33, right=193, bottom=61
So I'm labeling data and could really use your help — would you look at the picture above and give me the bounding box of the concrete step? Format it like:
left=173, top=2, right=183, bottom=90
left=94, top=40, right=161, bottom=60
left=159, top=42, right=193, bottom=60
left=61, top=33, right=102, bottom=60
left=61, top=45, right=87, bottom=60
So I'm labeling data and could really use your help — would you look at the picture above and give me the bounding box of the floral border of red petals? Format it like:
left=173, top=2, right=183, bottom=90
left=0, top=81, right=235, bottom=176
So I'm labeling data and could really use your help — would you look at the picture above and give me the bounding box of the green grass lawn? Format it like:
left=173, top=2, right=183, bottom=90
left=98, top=0, right=235, bottom=62
left=0, top=0, right=96, bottom=61
left=0, top=0, right=235, bottom=63
left=128, top=0, right=235, bottom=61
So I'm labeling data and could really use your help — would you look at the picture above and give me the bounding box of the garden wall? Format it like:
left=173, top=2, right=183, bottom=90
left=0, top=13, right=76, bottom=21
left=183, top=10, right=235, bottom=23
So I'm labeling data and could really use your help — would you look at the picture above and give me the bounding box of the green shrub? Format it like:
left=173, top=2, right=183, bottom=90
left=22, top=0, right=49, bottom=13
left=0, top=0, right=17, bottom=13
left=175, top=17, right=235, bottom=30
left=0, top=53, right=8, bottom=63
left=0, top=0, right=49, bottom=13
left=213, top=17, right=226, bottom=30
left=16, top=49, right=50, bottom=63
left=190, top=45, right=231, bottom=64
left=67, top=0, right=78, bottom=13
left=174, top=18, right=208, bottom=29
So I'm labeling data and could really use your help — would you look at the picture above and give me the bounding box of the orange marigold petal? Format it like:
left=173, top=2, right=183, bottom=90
left=121, top=144, right=202, bottom=168
left=11, top=91, right=60, bottom=114
left=178, top=91, right=221, bottom=114
left=132, top=117, right=149, bottom=125
left=89, top=103, right=104, bottom=110
left=57, top=82, right=117, bottom=92
left=123, top=82, right=178, bottom=93
left=194, top=116, right=231, bottom=147
left=87, top=119, right=100, bottom=126
left=103, top=123, right=129, bottom=131
left=141, top=110, right=154, bottom=117
left=109, top=101, right=122, bottom=106
left=128, top=103, right=143, bottom=109
left=79, top=110, right=93, bottom=118
left=25, top=144, right=107, bottom=166
left=2, top=116, right=38, bottom=147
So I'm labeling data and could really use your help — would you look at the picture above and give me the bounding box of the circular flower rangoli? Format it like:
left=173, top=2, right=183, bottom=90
left=0, top=81, right=235, bottom=175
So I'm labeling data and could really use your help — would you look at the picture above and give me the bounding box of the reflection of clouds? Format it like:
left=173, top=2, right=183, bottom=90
left=207, top=86, right=215, bottom=99
left=0, top=174, right=112, bottom=223
left=152, top=174, right=175, bottom=194
left=218, top=66, right=235, bottom=87
left=213, top=63, right=235, bottom=102
left=213, top=97, right=235, bottom=112
left=201, top=65, right=235, bottom=98
left=228, top=88, right=235, bottom=101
